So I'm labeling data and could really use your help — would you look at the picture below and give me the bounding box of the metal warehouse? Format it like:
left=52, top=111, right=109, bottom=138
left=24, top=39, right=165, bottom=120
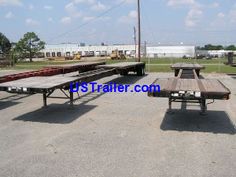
left=41, top=44, right=196, bottom=58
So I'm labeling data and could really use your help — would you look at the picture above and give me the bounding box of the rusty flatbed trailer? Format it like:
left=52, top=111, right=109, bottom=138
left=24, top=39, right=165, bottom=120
left=148, top=64, right=230, bottom=114
left=0, top=61, right=105, bottom=83
left=97, top=62, right=145, bottom=76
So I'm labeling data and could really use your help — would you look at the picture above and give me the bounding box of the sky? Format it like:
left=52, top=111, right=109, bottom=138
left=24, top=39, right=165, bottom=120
left=0, top=0, right=236, bottom=46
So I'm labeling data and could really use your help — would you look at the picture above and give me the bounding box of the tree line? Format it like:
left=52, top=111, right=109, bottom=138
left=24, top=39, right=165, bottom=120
left=0, top=32, right=45, bottom=62
left=197, top=44, right=236, bottom=51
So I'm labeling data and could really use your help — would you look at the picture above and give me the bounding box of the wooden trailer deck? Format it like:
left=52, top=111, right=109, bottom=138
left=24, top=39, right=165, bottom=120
left=171, top=63, right=205, bottom=77
left=148, top=63, right=230, bottom=114
left=171, top=63, right=205, bottom=70
left=148, top=78, right=230, bottom=99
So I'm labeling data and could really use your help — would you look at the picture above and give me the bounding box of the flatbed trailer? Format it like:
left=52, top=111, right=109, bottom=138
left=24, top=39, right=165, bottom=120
left=0, top=62, right=146, bottom=107
left=148, top=64, right=230, bottom=114
left=0, top=61, right=105, bottom=83
left=45, top=61, right=106, bottom=73
left=171, top=63, right=205, bottom=77
left=96, top=62, right=145, bottom=76
left=0, top=68, right=115, bottom=107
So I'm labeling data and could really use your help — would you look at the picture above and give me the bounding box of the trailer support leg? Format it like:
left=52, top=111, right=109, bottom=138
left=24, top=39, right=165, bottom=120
left=43, top=93, right=47, bottom=107
left=200, top=98, right=207, bottom=115
left=70, top=91, right=74, bottom=107
left=167, top=97, right=173, bottom=114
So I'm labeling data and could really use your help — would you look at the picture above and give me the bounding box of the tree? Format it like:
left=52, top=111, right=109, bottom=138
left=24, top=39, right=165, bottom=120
left=0, top=32, right=11, bottom=54
left=16, top=32, right=45, bottom=62
left=225, top=45, right=236, bottom=51
left=215, top=45, right=224, bottom=50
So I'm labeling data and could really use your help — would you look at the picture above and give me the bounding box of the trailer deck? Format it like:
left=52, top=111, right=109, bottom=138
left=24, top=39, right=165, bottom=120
left=97, top=62, right=145, bottom=76
left=148, top=63, right=230, bottom=114
left=0, top=61, right=105, bottom=83
left=171, top=63, right=205, bottom=77
left=0, top=62, right=145, bottom=107
left=45, top=61, right=106, bottom=73
left=0, top=68, right=115, bottom=107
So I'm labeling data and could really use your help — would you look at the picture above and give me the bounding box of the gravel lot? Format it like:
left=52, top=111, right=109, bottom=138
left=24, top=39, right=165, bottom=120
left=0, top=72, right=235, bottom=177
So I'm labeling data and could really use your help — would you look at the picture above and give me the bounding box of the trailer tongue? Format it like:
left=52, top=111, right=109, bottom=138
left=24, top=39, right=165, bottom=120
left=148, top=63, right=231, bottom=114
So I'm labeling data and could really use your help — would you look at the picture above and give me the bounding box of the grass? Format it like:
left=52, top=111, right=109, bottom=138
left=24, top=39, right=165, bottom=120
left=1, top=60, right=84, bottom=70
left=1, top=57, right=236, bottom=74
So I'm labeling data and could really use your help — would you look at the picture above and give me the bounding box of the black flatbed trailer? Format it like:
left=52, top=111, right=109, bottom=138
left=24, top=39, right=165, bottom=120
left=148, top=64, right=230, bottom=114
left=0, top=62, right=146, bottom=107
left=97, top=62, right=145, bottom=76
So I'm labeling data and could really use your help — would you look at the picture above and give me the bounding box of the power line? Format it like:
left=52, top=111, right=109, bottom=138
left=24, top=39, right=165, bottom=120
left=48, top=0, right=127, bottom=43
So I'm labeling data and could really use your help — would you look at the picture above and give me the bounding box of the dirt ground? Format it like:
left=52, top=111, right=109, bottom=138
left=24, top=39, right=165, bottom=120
left=0, top=72, right=235, bottom=177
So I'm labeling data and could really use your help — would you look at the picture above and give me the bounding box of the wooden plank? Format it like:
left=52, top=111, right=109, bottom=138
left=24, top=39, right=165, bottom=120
left=200, top=79, right=230, bottom=93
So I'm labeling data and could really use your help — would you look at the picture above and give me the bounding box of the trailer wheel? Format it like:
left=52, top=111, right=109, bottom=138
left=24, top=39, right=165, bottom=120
left=137, top=67, right=144, bottom=76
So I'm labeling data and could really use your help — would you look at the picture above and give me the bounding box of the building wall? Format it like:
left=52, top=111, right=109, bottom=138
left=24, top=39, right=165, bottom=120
left=41, top=44, right=137, bottom=57
left=196, top=50, right=235, bottom=57
left=41, top=44, right=196, bottom=58
left=146, top=46, right=196, bottom=58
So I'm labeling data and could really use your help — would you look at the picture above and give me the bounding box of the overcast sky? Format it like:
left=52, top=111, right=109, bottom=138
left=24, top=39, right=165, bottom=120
left=0, top=0, right=236, bottom=46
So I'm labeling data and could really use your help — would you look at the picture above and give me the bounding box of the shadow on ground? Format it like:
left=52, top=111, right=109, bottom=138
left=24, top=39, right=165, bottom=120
left=0, top=94, right=32, bottom=101
left=231, top=77, right=236, bottom=80
left=227, top=74, right=236, bottom=79
left=161, top=109, right=236, bottom=135
left=13, top=75, right=146, bottom=124
left=0, top=94, right=32, bottom=110
left=0, top=101, right=20, bottom=110
left=13, top=104, right=97, bottom=124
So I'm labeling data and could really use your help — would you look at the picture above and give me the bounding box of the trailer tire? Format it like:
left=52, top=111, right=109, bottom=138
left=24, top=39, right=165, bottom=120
left=137, top=67, right=144, bottom=76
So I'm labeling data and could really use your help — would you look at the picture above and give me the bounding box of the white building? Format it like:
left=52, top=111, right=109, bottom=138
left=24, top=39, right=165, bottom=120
left=146, top=46, right=196, bottom=58
left=196, top=50, right=234, bottom=57
left=41, top=44, right=197, bottom=58
left=41, top=44, right=137, bottom=58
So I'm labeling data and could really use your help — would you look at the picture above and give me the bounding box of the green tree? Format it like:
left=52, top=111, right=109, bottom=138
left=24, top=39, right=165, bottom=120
left=202, top=44, right=224, bottom=50
left=0, top=32, right=11, bottom=54
left=225, top=45, right=236, bottom=51
left=16, top=32, right=45, bottom=62
left=215, top=45, right=224, bottom=50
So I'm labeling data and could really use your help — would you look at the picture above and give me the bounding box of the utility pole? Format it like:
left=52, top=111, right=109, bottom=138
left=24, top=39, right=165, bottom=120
left=133, top=27, right=137, bottom=58
left=144, top=40, right=147, bottom=58
left=137, top=0, right=141, bottom=62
